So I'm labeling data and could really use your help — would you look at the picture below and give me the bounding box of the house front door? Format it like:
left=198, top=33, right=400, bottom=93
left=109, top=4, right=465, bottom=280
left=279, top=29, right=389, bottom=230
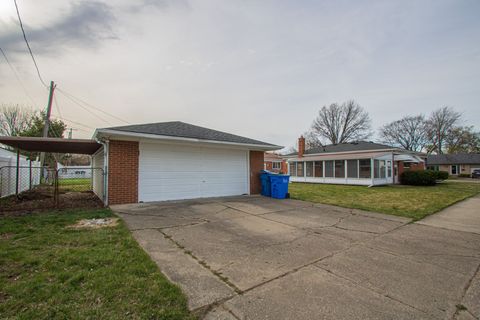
left=451, top=165, right=459, bottom=175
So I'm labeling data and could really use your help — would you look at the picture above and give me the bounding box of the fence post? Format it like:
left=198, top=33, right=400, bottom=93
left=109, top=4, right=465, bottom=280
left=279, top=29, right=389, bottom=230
left=29, top=160, right=32, bottom=190
left=15, top=149, right=20, bottom=197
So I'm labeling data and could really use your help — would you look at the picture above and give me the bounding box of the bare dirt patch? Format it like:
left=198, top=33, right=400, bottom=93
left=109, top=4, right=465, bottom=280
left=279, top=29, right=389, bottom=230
left=68, top=218, right=119, bottom=229
left=1, top=186, right=103, bottom=217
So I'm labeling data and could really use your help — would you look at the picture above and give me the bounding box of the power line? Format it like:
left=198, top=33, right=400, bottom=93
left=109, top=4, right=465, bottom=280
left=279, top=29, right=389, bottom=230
left=0, top=47, right=39, bottom=107
left=57, top=88, right=130, bottom=124
left=13, top=0, right=48, bottom=88
left=53, top=94, right=63, bottom=119
left=57, top=89, right=114, bottom=125
left=51, top=116, right=95, bottom=130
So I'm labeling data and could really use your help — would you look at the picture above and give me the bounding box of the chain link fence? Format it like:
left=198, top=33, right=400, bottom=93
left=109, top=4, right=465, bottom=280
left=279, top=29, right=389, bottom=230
left=0, top=166, right=105, bottom=208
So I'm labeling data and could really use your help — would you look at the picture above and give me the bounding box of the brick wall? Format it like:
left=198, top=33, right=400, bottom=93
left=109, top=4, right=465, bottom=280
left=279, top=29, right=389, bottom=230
left=264, top=161, right=288, bottom=174
left=108, top=140, right=139, bottom=205
left=250, top=151, right=264, bottom=194
left=397, top=161, right=425, bottom=183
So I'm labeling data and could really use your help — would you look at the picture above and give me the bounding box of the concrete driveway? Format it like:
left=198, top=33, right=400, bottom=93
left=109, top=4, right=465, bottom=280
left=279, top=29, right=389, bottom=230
left=112, top=196, right=480, bottom=320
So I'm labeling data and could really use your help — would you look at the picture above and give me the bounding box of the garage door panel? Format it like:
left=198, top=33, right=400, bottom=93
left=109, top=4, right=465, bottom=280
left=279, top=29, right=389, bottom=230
left=139, top=142, right=248, bottom=202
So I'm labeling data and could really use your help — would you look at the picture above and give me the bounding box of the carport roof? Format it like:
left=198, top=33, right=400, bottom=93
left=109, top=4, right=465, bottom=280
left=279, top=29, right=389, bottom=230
left=0, top=136, right=102, bottom=155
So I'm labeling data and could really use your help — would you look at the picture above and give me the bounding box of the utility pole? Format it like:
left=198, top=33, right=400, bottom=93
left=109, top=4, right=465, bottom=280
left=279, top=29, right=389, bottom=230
left=68, top=128, right=73, bottom=139
left=40, top=81, right=56, bottom=169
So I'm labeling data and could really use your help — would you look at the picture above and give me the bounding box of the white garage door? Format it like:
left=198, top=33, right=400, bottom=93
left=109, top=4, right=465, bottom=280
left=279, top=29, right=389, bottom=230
left=139, top=142, right=249, bottom=202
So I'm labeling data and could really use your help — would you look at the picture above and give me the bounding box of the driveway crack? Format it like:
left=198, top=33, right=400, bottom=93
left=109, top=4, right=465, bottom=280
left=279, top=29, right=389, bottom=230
left=157, top=229, right=243, bottom=294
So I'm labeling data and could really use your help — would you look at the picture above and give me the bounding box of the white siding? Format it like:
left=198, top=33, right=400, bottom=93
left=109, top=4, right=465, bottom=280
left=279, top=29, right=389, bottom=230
left=0, top=149, right=41, bottom=198
left=92, top=148, right=105, bottom=202
left=139, top=142, right=248, bottom=202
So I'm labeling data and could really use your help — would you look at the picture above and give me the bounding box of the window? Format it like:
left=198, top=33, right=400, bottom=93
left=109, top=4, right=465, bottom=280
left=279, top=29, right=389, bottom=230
left=334, top=160, right=345, bottom=178
left=314, top=161, right=323, bottom=177
left=374, top=160, right=380, bottom=178
left=451, top=165, right=459, bottom=175
left=325, top=160, right=334, bottom=177
left=272, top=162, right=281, bottom=170
left=379, top=160, right=386, bottom=178
left=347, top=160, right=358, bottom=178
left=297, top=162, right=304, bottom=177
left=289, top=162, right=297, bottom=176
left=359, top=159, right=371, bottom=178
left=305, top=161, right=313, bottom=177
left=387, top=161, right=392, bottom=178
left=427, top=165, right=439, bottom=171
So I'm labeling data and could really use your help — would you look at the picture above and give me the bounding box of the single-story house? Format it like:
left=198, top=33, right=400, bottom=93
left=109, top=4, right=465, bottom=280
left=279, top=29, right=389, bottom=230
left=92, top=121, right=281, bottom=205
left=283, top=136, right=425, bottom=186
left=426, top=153, right=480, bottom=176
left=57, top=164, right=92, bottom=179
left=264, top=152, right=287, bottom=174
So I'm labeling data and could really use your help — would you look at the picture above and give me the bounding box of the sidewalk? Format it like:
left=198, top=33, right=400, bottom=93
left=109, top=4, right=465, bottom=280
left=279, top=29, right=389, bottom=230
left=416, top=195, right=480, bottom=234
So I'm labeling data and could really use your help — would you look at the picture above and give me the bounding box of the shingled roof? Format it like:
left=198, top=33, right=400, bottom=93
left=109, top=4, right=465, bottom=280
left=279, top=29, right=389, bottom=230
left=427, top=153, right=480, bottom=165
left=102, top=121, right=278, bottom=147
left=285, top=141, right=397, bottom=156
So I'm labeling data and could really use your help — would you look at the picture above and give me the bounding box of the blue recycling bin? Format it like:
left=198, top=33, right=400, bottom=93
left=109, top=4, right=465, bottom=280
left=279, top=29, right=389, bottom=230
left=260, top=171, right=272, bottom=196
left=270, top=174, right=290, bottom=199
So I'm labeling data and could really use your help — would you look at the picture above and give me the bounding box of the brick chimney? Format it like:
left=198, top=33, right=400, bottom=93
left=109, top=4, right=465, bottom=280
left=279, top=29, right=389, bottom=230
left=298, top=135, right=305, bottom=158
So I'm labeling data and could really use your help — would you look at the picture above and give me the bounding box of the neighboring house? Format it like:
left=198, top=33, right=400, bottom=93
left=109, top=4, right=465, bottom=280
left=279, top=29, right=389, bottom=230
left=426, top=153, right=480, bottom=176
left=283, top=136, right=425, bottom=186
left=92, top=121, right=281, bottom=205
left=57, top=164, right=92, bottom=179
left=264, top=152, right=287, bottom=173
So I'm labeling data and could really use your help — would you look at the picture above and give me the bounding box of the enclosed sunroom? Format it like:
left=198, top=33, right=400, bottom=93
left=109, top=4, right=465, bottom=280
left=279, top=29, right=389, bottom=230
left=285, top=138, right=425, bottom=186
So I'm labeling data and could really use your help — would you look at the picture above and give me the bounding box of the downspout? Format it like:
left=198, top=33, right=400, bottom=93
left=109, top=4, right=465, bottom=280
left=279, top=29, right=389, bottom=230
left=95, top=138, right=109, bottom=207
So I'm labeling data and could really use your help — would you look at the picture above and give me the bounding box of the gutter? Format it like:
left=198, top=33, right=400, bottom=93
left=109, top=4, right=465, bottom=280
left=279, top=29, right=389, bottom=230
left=95, top=138, right=109, bottom=207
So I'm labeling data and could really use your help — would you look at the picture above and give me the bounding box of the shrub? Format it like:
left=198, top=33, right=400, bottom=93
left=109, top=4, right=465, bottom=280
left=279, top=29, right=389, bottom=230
left=458, top=173, right=471, bottom=178
left=431, top=170, right=449, bottom=180
left=400, top=170, right=437, bottom=186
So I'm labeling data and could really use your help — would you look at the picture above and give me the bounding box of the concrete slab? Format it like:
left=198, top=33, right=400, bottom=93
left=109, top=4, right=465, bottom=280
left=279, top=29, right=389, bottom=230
left=131, top=229, right=235, bottom=310
left=217, top=232, right=352, bottom=291
left=368, top=224, right=480, bottom=275
left=113, top=196, right=479, bottom=318
left=226, top=265, right=432, bottom=320
left=416, top=195, right=480, bottom=234
left=462, top=268, right=480, bottom=318
left=317, top=245, right=469, bottom=318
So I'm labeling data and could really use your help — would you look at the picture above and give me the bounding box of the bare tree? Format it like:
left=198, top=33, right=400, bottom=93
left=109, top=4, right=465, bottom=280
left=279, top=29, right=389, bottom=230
left=445, top=126, right=480, bottom=154
left=425, top=106, right=461, bottom=154
left=303, top=131, right=323, bottom=150
left=0, top=104, right=33, bottom=136
left=310, top=100, right=372, bottom=144
left=379, top=115, right=428, bottom=152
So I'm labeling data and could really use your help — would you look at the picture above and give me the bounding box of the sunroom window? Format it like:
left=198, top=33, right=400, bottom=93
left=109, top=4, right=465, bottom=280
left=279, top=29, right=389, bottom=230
left=325, top=160, right=334, bottom=177
left=297, top=162, right=304, bottom=177
left=314, top=161, right=323, bottom=177
left=359, top=159, right=371, bottom=178
left=305, top=162, right=314, bottom=177
left=374, top=160, right=380, bottom=178
left=289, top=162, right=297, bottom=176
left=347, top=160, right=358, bottom=178
left=334, top=160, right=345, bottom=178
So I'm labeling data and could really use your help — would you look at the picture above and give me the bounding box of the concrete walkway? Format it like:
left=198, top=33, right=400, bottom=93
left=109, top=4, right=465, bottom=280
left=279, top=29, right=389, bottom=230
left=112, top=196, right=480, bottom=320
left=417, top=195, right=480, bottom=234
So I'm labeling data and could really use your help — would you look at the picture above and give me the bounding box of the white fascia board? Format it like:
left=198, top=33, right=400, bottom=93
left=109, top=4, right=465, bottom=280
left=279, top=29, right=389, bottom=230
left=94, top=129, right=282, bottom=151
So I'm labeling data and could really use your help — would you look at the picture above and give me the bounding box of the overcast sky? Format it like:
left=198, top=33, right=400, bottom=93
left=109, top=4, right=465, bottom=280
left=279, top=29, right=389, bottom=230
left=1, top=0, right=479, bottom=150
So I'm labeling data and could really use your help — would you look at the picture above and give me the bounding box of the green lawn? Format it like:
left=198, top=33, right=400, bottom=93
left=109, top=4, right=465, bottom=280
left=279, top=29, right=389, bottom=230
left=0, top=209, right=193, bottom=320
left=289, top=181, right=480, bottom=220
left=58, top=178, right=91, bottom=192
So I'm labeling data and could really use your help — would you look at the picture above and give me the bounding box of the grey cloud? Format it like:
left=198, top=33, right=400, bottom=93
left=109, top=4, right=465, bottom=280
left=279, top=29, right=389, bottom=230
left=0, top=1, right=116, bottom=56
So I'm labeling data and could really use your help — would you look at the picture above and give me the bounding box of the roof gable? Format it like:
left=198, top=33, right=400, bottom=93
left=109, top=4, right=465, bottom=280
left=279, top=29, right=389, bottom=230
left=101, top=121, right=277, bottom=147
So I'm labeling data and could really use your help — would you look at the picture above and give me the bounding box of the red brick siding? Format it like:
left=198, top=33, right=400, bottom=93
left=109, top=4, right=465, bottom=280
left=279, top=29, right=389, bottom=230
left=250, top=151, right=264, bottom=194
left=108, top=140, right=139, bottom=205
left=264, top=160, right=288, bottom=174
left=397, top=161, right=425, bottom=183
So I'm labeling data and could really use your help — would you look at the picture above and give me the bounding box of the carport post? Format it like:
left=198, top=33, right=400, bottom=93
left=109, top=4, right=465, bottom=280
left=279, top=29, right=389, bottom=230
left=15, top=149, right=20, bottom=197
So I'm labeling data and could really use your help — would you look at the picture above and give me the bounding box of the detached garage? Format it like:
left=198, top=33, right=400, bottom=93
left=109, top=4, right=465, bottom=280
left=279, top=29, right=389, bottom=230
left=93, top=121, right=281, bottom=205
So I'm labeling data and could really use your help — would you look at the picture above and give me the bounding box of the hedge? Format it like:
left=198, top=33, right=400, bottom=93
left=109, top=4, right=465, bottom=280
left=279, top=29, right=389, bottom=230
left=431, top=170, right=449, bottom=180
left=400, top=170, right=437, bottom=186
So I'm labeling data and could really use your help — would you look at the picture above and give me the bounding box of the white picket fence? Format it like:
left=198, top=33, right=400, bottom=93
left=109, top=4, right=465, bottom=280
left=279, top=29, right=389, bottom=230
left=0, top=148, right=41, bottom=198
